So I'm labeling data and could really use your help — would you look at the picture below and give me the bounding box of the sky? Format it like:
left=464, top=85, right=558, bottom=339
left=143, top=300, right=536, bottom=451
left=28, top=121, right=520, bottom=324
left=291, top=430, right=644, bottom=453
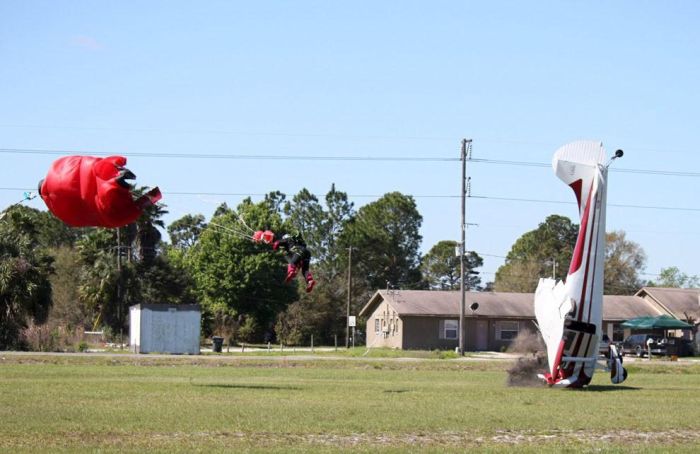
left=1, top=1, right=699, bottom=286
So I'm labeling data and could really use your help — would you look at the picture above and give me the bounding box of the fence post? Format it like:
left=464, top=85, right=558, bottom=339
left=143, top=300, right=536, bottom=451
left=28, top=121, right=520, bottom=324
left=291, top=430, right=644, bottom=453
left=311, top=334, right=314, bottom=352
left=334, top=335, right=338, bottom=351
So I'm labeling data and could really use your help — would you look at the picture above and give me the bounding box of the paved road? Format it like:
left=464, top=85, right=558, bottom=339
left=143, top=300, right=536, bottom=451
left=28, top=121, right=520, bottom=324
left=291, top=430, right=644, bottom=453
left=0, top=350, right=522, bottom=362
left=2, top=350, right=696, bottom=364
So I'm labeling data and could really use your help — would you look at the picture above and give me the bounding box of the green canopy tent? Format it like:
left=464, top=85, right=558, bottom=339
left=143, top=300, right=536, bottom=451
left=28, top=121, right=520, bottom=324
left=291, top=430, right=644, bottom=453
left=621, top=315, right=693, bottom=330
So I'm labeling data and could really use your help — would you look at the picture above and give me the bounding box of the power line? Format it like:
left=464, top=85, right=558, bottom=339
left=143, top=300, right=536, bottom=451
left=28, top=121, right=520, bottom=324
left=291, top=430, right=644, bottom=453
left=469, top=195, right=700, bottom=212
left=470, top=158, right=700, bottom=177
left=2, top=125, right=699, bottom=155
left=2, top=147, right=700, bottom=177
left=0, top=148, right=457, bottom=162
left=0, top=125, right=458, bottom=142
left=3, top=186, right=699, bottom=212
left=168, top=191, right=458, bottom=199
left=469, top=252, right=699, bottom=277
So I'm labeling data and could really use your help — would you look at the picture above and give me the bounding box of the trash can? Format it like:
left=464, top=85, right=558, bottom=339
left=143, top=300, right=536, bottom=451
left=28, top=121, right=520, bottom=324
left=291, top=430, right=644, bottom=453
left=212, top=336, right=224, bottom=353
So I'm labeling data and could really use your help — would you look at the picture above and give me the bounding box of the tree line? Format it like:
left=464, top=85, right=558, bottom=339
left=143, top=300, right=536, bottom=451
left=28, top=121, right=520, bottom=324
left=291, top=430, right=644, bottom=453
left=1, top=187, right=695, bottom=350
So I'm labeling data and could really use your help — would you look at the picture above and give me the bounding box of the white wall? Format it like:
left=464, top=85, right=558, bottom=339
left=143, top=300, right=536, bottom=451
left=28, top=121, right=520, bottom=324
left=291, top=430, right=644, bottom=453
left=130, top=305, right=200, bottom=354
left=129, top=305, right=141, bottom=352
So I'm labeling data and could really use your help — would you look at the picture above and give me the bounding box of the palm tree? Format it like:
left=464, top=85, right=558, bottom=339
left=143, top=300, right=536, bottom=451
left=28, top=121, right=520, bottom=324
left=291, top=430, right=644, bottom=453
left=0, top=208, right=53, bottom=348
left=131, top=187, right=168, bottom=264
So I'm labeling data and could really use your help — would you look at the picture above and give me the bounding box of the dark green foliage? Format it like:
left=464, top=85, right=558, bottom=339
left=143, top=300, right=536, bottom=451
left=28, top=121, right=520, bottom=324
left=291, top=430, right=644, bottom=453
left=422, top=240, right=483, bottom=290
left=648, top=266, right=700, bottom=289
left=188, top=200, right=296, bottom=342
left=167, top=214, right=206, bottom=250
left=604, top=230, right=646, bottom=295
left=0, top=207, right=54, bottom=349
left=494, top=215, right=578, bottom=292
left=494, top=215, right=648, bottom=295
left=339, top=191, right=423, bottom=294
left=74, top=198, right=186, bottom=334
left=47, top=246, right=88, bottom=329
left=274, top=185, right=356, bottom=345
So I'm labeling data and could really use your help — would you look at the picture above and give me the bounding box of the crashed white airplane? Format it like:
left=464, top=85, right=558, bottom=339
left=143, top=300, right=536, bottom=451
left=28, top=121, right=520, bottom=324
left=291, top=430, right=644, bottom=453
left=535, top=140, right=628, bottom=388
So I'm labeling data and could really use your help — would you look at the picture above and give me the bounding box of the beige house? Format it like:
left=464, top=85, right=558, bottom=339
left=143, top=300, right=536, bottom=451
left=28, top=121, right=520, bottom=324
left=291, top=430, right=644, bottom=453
left=359, top=289, right=692, bottom=351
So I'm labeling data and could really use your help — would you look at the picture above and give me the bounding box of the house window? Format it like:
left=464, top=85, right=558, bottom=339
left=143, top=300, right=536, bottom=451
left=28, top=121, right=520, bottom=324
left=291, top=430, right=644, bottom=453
left=374, top=318, right=380, bottom=334
left=496, top=321, right=519, bottom=340
left=443, top=319, right=458, bottom=340
left=612, top=323, right=625, bottom=342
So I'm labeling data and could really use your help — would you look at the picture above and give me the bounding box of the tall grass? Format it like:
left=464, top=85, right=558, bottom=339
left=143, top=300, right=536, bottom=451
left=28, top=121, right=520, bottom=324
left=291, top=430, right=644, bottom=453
left=1, top=354, right=699, bottom=452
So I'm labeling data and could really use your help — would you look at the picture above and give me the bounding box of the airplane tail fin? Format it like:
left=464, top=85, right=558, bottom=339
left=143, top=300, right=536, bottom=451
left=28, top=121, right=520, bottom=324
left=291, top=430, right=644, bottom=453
left=552, top=140, right=606, bottom=215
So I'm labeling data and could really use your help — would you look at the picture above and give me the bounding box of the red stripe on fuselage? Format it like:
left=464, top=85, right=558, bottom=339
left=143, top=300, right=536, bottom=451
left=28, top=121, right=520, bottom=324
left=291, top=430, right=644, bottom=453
left=569, top=179, right=583, bottom=210
left=569, top=183, right=593, bottom=281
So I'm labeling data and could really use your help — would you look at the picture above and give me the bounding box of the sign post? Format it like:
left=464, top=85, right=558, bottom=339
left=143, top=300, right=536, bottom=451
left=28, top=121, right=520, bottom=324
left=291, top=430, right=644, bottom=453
left=349, top=316, right=356, bottom=348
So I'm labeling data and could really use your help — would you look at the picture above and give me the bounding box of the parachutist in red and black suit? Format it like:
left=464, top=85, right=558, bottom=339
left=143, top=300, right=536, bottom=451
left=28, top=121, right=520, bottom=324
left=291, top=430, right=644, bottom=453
left=274, top=233, right=315, bottom=293
left=252, top=230, right=316, bottom=293
left=254, top=230, right=315, bottom=292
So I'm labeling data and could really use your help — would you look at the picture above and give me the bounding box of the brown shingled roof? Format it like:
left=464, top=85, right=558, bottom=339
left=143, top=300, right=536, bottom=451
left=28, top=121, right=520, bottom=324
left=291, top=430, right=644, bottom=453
left=636, top=287, right=700, bottom=320
left=360, top=290, right=664, bottom=321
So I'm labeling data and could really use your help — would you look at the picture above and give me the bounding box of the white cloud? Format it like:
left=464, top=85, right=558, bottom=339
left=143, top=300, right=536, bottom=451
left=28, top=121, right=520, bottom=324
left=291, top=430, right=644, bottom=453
left=71, top=35, right=104, bottom=51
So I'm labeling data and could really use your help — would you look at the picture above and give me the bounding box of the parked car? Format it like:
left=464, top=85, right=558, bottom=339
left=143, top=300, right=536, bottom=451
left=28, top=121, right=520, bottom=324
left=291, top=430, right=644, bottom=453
left=664, top=337, right=695, bottom=357
left=620, top=334, right=667, bottom=357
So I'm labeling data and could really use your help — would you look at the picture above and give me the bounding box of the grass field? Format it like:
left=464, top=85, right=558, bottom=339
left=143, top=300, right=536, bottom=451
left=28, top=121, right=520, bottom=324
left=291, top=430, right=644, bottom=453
left=2, top=352, right=700, bottom=453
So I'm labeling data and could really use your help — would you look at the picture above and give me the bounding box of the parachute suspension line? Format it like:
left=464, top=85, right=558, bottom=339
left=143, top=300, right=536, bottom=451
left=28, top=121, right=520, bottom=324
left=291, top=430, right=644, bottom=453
left=0, top=191, right=37, bottom=220
left=231, top=210, right=255, bottom=234
left=208, top=210, right=259, bottom=241
left=208, top=223, right=250, bottom=239
left=208, top=221, right=254, bottom=240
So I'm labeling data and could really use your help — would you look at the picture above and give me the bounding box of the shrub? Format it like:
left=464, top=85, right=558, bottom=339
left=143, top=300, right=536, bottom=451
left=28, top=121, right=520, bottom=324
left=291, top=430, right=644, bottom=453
left=21, top=322, right=86, bottom=352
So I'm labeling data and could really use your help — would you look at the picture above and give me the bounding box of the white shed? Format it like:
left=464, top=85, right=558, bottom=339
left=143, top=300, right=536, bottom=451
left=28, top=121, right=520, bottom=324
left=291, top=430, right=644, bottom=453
left=129, top=304, right=201, bottom=354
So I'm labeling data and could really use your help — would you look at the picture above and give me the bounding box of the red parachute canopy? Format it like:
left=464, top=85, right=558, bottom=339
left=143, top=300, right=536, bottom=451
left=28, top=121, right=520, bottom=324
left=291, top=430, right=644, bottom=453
left=39, top=155, right=161, bottom=228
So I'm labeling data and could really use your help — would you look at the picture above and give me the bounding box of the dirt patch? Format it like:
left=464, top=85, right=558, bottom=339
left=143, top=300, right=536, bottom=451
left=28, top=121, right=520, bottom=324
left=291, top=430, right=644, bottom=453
left=4, top=429, right=700, bottom=450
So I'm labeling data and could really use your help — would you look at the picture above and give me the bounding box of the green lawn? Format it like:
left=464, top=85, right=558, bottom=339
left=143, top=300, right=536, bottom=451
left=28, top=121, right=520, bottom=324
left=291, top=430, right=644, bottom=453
left=1, top=353, right=699, bottom=453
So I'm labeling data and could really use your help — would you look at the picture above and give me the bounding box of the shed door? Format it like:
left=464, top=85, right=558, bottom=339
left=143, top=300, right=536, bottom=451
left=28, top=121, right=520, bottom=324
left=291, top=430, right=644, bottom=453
left=476, top=320, right=489, bottom=351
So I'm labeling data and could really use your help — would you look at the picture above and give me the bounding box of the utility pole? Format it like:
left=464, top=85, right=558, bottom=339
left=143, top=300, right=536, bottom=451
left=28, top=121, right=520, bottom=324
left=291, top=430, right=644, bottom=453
left=459, top=138, right=472, bottom=356
left=116, top=228, right=123, bottom=348
left=346, top=246, right=353, bottom=348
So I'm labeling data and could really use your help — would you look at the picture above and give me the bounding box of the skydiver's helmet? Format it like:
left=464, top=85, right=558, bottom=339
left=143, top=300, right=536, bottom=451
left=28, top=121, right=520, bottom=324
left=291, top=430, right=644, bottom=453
left=284, top=233, right=304, bottom=245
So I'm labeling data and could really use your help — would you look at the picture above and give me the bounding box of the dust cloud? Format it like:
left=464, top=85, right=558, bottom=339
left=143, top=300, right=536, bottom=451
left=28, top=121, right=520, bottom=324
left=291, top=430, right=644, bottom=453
left=505, top=330, right=548, bottom=387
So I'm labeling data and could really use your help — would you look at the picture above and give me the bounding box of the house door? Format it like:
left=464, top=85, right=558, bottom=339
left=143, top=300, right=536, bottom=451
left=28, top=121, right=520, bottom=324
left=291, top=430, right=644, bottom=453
left=476, top=320, right=489, bottom=351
